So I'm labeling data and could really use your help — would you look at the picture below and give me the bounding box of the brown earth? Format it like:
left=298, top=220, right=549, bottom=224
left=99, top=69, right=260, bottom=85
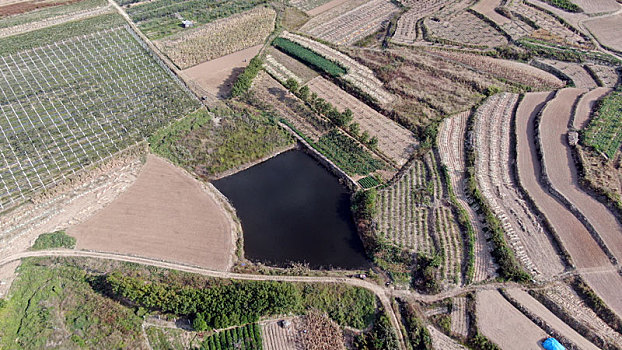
left=570, top=0, right=620, bottom=14
left=505, top=288, right=600, bottom=350
left=306, top=0, right=348, bottom=16
left=585, top=13, right=622, bottom=52
left=0, top=0, right=82, bottom=17
left=539, top=88, right=622, bottom=262
left=515, top=91, right=609, bottom=268
left=476, top=289, right=546, bottom=350
left=582, top=270, right=622, bottom=317
left=471, top=0, right=511, bottom=25
left=69, top=155, right=235, bottom=271
left=180, top=44, right=262, bottom=98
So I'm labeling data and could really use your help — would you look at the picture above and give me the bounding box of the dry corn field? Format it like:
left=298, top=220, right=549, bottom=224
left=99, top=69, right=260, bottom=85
left=434, top=206, right=463, bottom=285
left=586, top=65, right=619, bottom=88
left=281, top=31, right=395, bottom=105
left=427, top=325, right=468, bottom=350
left=300, top=0, right=367, bottom=34
left=289, top=0, right=333, bottom=12
left=305, top=76, right=416, bottom=166
left=450, top=296, right=468, bottom=338
left=427, top=49, right=564, bottom=89
left=437, top=112, right=497, bottom=282
left=296, top=311, right=347, bottom=350
left=539, top=282, right=622, bottom=348
left=424, top=10, right=508, bottom=47
left=473, top=93, right=565, bottom=278
left=252, top=72, right=329, bottom=142
left=261, top=319, right=303, bottom=350
left=391, top=0, right=454, bottom=45
left=154, top=7, right=276, bottom=69
left=534, top=59, right=598, bottom=89
left=301, top=0, right=398, bottom=46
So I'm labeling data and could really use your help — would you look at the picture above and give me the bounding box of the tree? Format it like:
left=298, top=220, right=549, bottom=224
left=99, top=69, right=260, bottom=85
left=341, top=108, right=353, bottom=125
left=297, top=85, right=310, bottom=100
left=368, top=136, right=378, bottom=149
left=349, top=122, right=360, bottom=136
left=284, top=78, right=299, bottom=93
left=360, top=131, right=370, bottom=143
left=193, top=312, right=209, bottom=331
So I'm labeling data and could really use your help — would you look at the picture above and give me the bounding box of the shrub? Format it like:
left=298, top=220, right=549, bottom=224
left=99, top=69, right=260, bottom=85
left=31, top=231, right=76, bottom=250
left=272, top=37, right=347, bottom=77
left=231, top=56, right=264, bottom=97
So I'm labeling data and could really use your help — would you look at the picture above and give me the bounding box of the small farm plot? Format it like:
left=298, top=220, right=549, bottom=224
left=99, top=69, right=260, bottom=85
left=586, top=65, right=619, bottom=88
left=570, top=0, right=620, bottom=14
left=301, top=0, right=399, bottom=46
left=585, top=14, right=622, bottom=53
left=300, top=0, right=367, bottom=32
left=423, top=10, right=508, bottom=47
left=119, top=0, right=267, bottom=40
left=280, top=31, right=395, bottom=106
left=154, top=7, right=275, bottom=69
left=201, top=324, right=263, bottom=349
left=472, top=93, right=565, bottom=278
left=306, top=76, right=416, bottom=167
left=289, top=0, right=333, bottom=12
left=391, top=0, right=454, bottom=45
left=265, top=47, right=319, bottom=84
left=583, top=87, right=622, bottom=159
left=262, top=319, right=303, bottom=350
left=0, top=26, right=199, bottom=211
left=534, top=59, right=598, bottom=89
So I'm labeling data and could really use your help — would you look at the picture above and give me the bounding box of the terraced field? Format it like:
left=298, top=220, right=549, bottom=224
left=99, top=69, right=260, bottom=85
left=437, top=112, right=497, bottom=282
left=305, top=76, right=416, bottom=166
left=585, top=13, right=622, bottom=52
left=585, top=65, right=619, bottom=88
left=424, top=10, right=508, bottom=47
left=450, top=296, right=468, bottom=338
left=427, top=325, right=468, bottom=350
left=391, top=0, right=453, bottom=45
left=473, top=93, right=565, bottom=278
left=0, top=26, right=199, bottom=211
left=534, top=59, right=598, bottom=89
left=301, top=0, right=398, bottom=46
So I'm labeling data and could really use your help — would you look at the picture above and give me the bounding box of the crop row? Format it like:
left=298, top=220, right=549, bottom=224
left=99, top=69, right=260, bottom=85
left=201, top=324, right=263, bottom=350
left=272, top=37, right=347, bottom=77
left=583, top=87, right=622, bottom=158
left=0, top=27, right=200, bottom=210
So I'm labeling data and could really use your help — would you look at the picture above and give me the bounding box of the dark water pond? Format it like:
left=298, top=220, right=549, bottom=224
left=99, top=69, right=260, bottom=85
left=213, top=149, right=369, bottom=269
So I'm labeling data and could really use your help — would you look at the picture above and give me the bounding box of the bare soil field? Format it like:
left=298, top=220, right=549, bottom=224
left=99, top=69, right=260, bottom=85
left=515, top=92, right=610, bottom=268
left=391, top=0, right=453, bottom=45
left=69, top=155, right=235, bottom=271
left=535, top=59, right=598, bottom=89
left=476, top=289, right=546, bottom=350
left=586, top=65, right=619, bottom=88
left=570, top=0, right=620, bottom=14
left=471, top=0, right=511, bottom=25
left=181, top=44, right=262, bottom=98
left=505, top=288, right=600, bottom=350
left=302, top=0, right=399, bottom=46
left=585, top=14, right=622, bottom=52
left=539, top=88, right=622, bottom=262
left=306, top=76, right=416, bottom=166
left=306, top=0, right=348, bottom=16
left=429, top=49, right=564, bottom=90
left=424, top=10, right=508, bottom=47
left=266, top=47, right=319, bottom=84
left=437, top=112, right=497, bottom=282
left=427, top=325, right=467, bottom=350
left=572, top=87, right=612, bottom=129
left=251, top=72, right=329, bottom=142
left=473, top=93, right=564, bottom=278
left=582, top=271, right=622, bottom=318
left=155, top=7, right=275, bottom=69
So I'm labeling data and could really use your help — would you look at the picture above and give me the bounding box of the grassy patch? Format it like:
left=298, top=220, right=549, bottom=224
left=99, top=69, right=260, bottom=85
left=583, top=87, right=622, bottom=159
left=200, top=324, right=262, bottom=349
left=0, top=259, right=144, bottom=349
left=272, top=37, right=347, bottom=77
left=359, top=176, right=380, bottom=189
left=31, top=231, right=76, bottom=250
left=541, top=0, right=581, bottom=12
left=149, top=106, right=293, bottom=176
left=316, top=130, right=384, bottom=176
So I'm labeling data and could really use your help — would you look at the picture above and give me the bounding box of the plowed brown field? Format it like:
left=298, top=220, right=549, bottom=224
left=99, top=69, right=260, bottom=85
left=69, top=155, right=234, bottom=270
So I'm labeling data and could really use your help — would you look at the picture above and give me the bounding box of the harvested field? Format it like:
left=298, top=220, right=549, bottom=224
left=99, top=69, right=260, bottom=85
left=181, top=44, right=262, bottom=98
left=585, top=14, right=622, bottom=52
left=577, top=146, right=622, bottom=205
left=264, top=54, right=302, bottom=85
left=476, top=290, right=546, bottom=350
left=391, top=0, right=453, bottom=45
left=266, top=47, right=319, bottom=84
left=281, top=32, right=395, bottom=105
left=450, top=296, right=468, bottom=338
left=505, top=288, right=600, bottom=350
left=437, top=112, right=497, bottom=282
left=262, top=318, right=303, bottom=350
left=427, top=325, right=467, bottom=350
left=290, top=0, right=333, bottom=13
left=154, top=7, right=275, bottom=70
left=300, top=0, right=367, bottom=35
left=539, top=88, right=622, bottom=262
left=582, top=271, right=622, bottom=318
left=302, top=0, right=398, bottom=46
left=428, top=49, right=564, bottom=89
left=471, top=0, right=511, bottom=25
left=68, top=155, right=235, bottom=270
left=570, top=0, right=620, bottom=14
left=539, top=282, right=622, bottom=347
left=424, top=10, right=508, bottom=47
left=473, top=93, right=565, bottom=278
left=534, top=59, right=598, bottom=89
left=586, top=65, right=619, bottom=88
left=515, top=92, right=610, bottom=268
left=305, top=76, right=416, bottom=166
left=251, top=72, right=329, bottom=142
left=305, top=0, right=348, bottom=16
left=573, top=87, right=612, bottom=129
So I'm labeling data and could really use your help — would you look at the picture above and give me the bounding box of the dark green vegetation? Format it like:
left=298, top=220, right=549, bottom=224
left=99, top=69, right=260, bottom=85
left=149, top=107, right=292, bottom=176
left=398, top=300, right=433, bottom=350
left=465, top=115, right=530, bottom=283
left=273, top=38, right=347, bottom=77
left=541, top=0, right=581, bottom=12
left=353, top=313, right=400, bottom=350
left=232, top=56, right=264, bottom=97
left=582, top=87, right=622, bottom=159
left=412, top=254, right=442, bottom=294
left=0, top=13, right=125, bottom=56
left=316, top=130, right=384, bottom=176
left=359, top=176, right=380, bottom=188
left=31, top=231, right=76, bottom=250
left=118, top=0, right=268, bottom=39
left=200, top=324, right=263, bottom=350
left=0, top=259, right=144, bottom=349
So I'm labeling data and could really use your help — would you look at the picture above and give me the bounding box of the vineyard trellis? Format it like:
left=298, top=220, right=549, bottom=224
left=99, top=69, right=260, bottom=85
left=0, top=26, right=200, bottom=210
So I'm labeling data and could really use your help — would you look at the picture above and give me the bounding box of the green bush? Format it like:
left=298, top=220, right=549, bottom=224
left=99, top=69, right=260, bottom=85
left=316, top=130, right=385, bottom=176
left=31, top=231, right=76, bottom=250
left=542, top=0, right=581, bottom=12
left=231, top=56, right=264, bottom=97
left=272, top=37, right=347, bottom=77
left=582, top=87, right=622, bottom=159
